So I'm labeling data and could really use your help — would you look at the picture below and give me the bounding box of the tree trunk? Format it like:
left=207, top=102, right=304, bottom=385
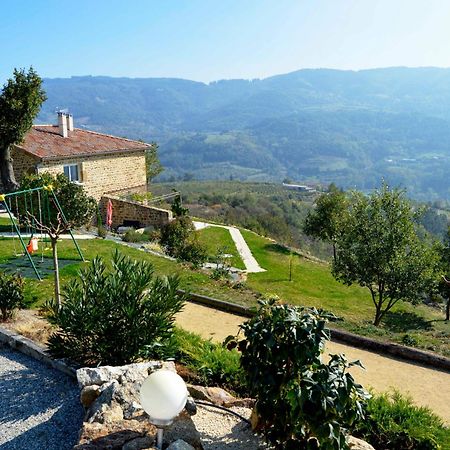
left=332, top=243, right=337, bottom=263
left=0, top=145, right=19, bottom=192
left=51, top=238, right=61, bottom=309
left=446, top=298, right=450, bottom=322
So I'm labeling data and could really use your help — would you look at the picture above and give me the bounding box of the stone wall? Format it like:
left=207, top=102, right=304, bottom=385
left=0, top=148, right=147, bottom=202
left=99, top=195, right=173, bottom=229
left=0, top=148, right=39, bottom=193
left=38, top=150, right=147, bottom=200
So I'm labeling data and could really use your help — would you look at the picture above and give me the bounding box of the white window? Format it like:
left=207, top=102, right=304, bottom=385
left=63, top=164, right=80, bottom=182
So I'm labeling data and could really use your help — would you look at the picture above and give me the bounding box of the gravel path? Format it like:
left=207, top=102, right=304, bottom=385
left=0, top=346, right=83, bottom=450
left=177, top=302, right=450, bottom=424
left=192, top=404, right=268, bottom=449
left=193, top=221, right=265, bottom=273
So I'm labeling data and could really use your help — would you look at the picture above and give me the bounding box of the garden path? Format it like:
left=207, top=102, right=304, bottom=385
left=193, top=221, right=265, bottom=273
left=176, top=302, right=450, bottom=424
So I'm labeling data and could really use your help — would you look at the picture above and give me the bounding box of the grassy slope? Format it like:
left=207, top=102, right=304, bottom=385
left=241, top=229, right=450, bottom=357
left=0, top=237, right=257, bottom=308
left=0, top=212, right=449, bottom=356
left=195, top=227, right=245, bottom=270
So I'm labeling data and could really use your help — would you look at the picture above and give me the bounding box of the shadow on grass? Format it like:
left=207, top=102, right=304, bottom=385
left=0, top=256, right=81, bottom=279
left=383, top=311, right=433, bottom=333
left=264, top=243, right=291, bottom=255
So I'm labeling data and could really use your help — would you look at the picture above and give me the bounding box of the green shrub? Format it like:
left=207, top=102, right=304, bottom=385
left=174, top=328, right=245, bottom=394
left=122, top=229, right=150, bottom=243
left=45, top=251, right=186, bottom=366
left=354, top=391, right=449, bottom=450
left=236, top=299, right=369, bottom=450
left=160, top=216, right=207, bottom=266
left=0, top=271, right=25, bottom=321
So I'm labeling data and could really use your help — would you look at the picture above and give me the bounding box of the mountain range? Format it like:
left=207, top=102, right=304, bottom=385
left=37, top=67, right=450, bottom=200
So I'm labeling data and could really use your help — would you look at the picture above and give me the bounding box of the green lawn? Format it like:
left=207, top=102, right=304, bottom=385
left=1, top=225, right=449, bottom=357
left=195, top=226, right=245, bottom=270
left=241, top=230, right=450, bottom=357
left=0, top=237, right=258, bottom=308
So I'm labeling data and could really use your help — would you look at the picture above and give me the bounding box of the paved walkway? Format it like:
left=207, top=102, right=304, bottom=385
left=0, top=346, right=83, bottom=450
left=176, top=302, right=450, bottom=424
left=193, top=221, right=265, bottom=273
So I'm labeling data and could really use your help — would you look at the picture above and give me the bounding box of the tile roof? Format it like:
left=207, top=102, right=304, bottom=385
left=16, top=125, right=150, bottom=160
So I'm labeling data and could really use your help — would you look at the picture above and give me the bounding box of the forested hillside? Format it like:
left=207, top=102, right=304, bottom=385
left=37, top=68, right=450, bottom=199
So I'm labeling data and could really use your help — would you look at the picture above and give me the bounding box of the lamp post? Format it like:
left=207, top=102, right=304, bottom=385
left=140, top=369, right=188, bottom=449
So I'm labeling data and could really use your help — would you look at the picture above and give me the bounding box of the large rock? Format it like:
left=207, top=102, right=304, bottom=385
left=77, top=361, right=175, bottom=388
left=347, top=436, right=375, bottom=450
left=187, top=384, right=253, bottom=408
left=167, top=439, right=195, bottom=450
left=81, top=385, right=101, bottom=408
left=76, top=361, right=203, bottom=449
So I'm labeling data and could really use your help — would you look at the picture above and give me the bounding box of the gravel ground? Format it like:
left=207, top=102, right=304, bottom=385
left=0, top=346, right=83, bottom=450
left=191, top=404, right=269, bottom=450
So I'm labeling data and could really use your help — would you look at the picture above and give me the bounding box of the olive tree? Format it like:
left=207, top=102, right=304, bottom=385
left=0, top=67, right=46, bottom=192
left=303, top=184, right=347, bottom=261
left=332, top=185, right=438, bottom=326
left=19, top=173, right=96, bottom=306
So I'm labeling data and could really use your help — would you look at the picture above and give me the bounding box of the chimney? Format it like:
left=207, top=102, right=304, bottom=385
left=57, top=112, right=68, bottom=138
left=67, top=113, right=74, bottom=131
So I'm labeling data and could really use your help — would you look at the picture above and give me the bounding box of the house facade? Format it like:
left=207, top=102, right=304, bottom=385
left=0, top=112, right=149, bottom=200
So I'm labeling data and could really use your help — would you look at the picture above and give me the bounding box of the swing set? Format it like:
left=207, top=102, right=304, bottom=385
left=0, top=185, right=84, bottom=281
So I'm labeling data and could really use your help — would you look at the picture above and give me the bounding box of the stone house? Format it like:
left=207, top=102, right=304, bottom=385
left=1, top=112, right=172, bottom=228
left=0, top=112, right=149, bottom=200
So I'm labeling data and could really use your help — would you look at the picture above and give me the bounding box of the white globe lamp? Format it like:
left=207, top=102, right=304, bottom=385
left=140, top=369, right=188, bottom=449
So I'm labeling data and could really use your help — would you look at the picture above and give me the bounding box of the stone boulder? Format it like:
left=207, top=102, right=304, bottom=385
left=187, top=384, right=254, bottom=408
left=75, top=362, right=203, bottom=450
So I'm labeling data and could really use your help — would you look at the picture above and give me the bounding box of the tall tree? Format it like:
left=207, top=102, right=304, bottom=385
left=0, top=67, right=46, bottom=192
left=303, top=183, right=347, bottom=261
left=145, top=142, right=164, bottom=183
left=332, top=185, right=438, bottom=326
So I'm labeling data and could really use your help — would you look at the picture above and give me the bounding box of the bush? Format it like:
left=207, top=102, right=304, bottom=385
left=0, top=271, right=25, bottom=321
left=174, top=328, right=245, bottom=394
left=160, top=216, right=207, bottom=267
left=45, top=251, right=186, bottom=366
left=122, top=229, right=150, bottom=243
left=354, top=391, right=449, bottom=450
left=235, top=299, right=369, bottom=450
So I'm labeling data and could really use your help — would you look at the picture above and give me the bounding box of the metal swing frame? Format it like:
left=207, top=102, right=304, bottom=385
left=0, top=186, right=85, bottom=281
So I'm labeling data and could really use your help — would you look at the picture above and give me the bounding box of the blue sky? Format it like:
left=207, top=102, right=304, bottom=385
left=1, top=0, right=450, bottom=83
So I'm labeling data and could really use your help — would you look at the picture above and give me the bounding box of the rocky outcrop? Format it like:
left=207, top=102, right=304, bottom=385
left=75, top=362, right=202, bottom=450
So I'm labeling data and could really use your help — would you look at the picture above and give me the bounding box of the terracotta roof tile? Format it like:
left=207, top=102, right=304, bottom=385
left=16, top=125, right=150, bottom=160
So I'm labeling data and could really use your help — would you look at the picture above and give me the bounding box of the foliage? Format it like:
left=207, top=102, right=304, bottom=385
left=160, top=216, right=207, bottom=267
left=151, top=181, right=331, bottom=260
left=436, top=229, right=450, bottom=321
left=236, top=299, right=369, bottom=449
left=45, top=251, right=186, bottom=366
left=333, top=184, right=439, bottom=326
left=210, top=246, right=232, bottom=281
left=0, top=271, right=25, bottom=321
left=122, top=229, right=151, bottom=243
left=0, top=67, right=47, bottom=191
left=145, top=142, right=164, bottom=182
left=354, top=391, right=449, bottom=450
left=303, top=184, right=348, bottom=260
left=171, top=195, right=189, bottom=217
left=173, top=328, right=245, bottom=394
left=19, top=173, right=97, bottom=232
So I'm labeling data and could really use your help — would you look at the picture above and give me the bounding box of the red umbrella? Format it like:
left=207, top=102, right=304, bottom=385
left=106, top=199, right=113, bottom=228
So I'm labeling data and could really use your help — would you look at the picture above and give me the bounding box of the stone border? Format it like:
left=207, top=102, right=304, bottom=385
left=180, top=290, right=450, bottom=373
left=0, top=326, right=76, bottom=378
